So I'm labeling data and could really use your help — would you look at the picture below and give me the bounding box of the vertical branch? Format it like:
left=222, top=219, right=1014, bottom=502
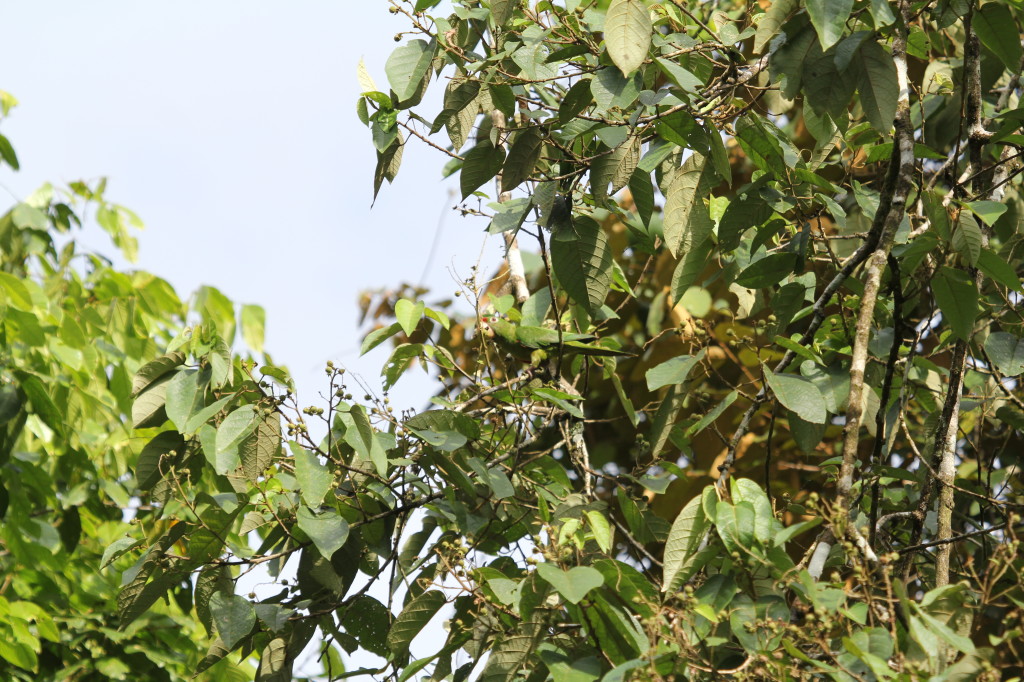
left=491, top=110, right=531, bottom=304
left=833, top=2, right=915, bottom=547
left=930, top=7, right=988, bottom=589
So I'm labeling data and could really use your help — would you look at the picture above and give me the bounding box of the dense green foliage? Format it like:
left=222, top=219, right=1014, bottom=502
left=2, top=0, right=1024, bottom=679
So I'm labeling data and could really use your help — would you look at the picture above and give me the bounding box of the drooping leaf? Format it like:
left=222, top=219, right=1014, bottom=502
left=646, top=350, right=706, bottom=391
left=604, top=0, right=653, bottom=76
left=663, top=152, right=718, bottom=257
left=292, top=442, right=332, bottom=506
left=385, top=39, right=434, bottom=105
left=985, top=332, right=1024, bottom=377
left=535, top=564, right=604, bottom=604
left=387, top=590, right=447, bottom=658
left=461, top=141, right=506, bottom=199
left=501, top=127, right=544, bottom=192
left=973, top=3, right=1023, bottom=71
left=764, top=368, right=827, bottom=424
left=550, top=215, right=613, bottom=313
left=395, top=298, right=426, bottom=336
left=210, top=593, right=257, bottom=651
left=932, top=266, right=978, bottom=341
left=856, top=40, right=899, bottom=134
left=296, top=506, right=350, bottom=559
left=662, top=492, right=710, bottom=591
left=805, top=0, right=853, bottom=50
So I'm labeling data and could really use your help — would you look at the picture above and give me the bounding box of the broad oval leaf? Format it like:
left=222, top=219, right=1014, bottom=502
left=604, top=0, right=652, bottom=76
left=764, top=368, right=827, bottom=424
left=662, top=491, right=710, bottom=592
left=210, top=592, right=257, bottom=651
left=385, top=39, right=434, bottom=104
left=535, top=564, right=604, bottom=604
left=296, top=506, right=350, bottom=559
left=550, top=215, right=613, bottom=313
left=985, top=332, right=1024, bottom=377
left=387, top=590, right=447, bottom=658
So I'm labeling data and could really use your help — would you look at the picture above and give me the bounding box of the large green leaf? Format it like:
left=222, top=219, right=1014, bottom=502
left=591, top=134, right=641, bottom=200
left=662, top=492, right=710, bottom=592
left=604, top=0, right=652, bottom=76
left=805, top=0, right=853, bottom=50
left=645, top=350, right=706, bottom=391
left=385, top=39, right=434, bottom=104
left=292, top=442, right=332, bottom=506
left=535, top=564, right=604, bottom=604
left=550, top=215, right=613, bottom=312
left=985, top=332, right=1024, bottom=377
left=296, top=506, right=350, bottom=558
left=501, top=127, right=544, bottom=192
left=663, top=152, right=717, bottom=257
left=764, top=368, right=827, bottom=424
left=755, top=0, right=800, bottom=51
left=215, top=405, right=258, bottom=475
left=210, top=593, right=256, bottom=650
left=932, top=266, right=978, bottom=341
left=855, top=40, right=898, bottom=134
left=973, top=3, right=1023, bottom=71
left=460, top=141, right=506, bottom=199
left=387, top=590, right=447, bottom=658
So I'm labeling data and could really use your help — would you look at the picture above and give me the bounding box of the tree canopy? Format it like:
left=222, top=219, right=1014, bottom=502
left=2, top=0, right=1024, bottom=679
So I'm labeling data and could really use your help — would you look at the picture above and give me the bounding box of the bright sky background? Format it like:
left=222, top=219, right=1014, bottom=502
left=0, top=0, right=498, bottom=412
left=0, top=1, right=499, bottom=676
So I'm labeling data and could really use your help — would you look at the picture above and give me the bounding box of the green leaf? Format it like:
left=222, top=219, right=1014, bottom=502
left=387, top=590, right=447, bottom=658
left=604, top=0, right=653, bottom=76
left=341, top=595, right=391, bottom=657
left=491, top=0, right=518, bottom=27
left=373, top=134, right=404, bottom=201
left=977, top=248, right=1024, bottom=293
left=460, top=141, right=506, bottom=199
left=646, top=350, right=706, bottom=391
left=215, top=405, right=258, bottom=475
left=241, top=304, right=265, bottom=352
left=535, top=564, right=604, bottom=604
left=136, top=431, right=185, bottom=490
left=550, top=215, right=613, bottom=313
left=385, top=39, right=434, bottom=104
left=951, top=212, right=982, bottom=266
left=16, top=371, right=65, bottom=438
left=394, top=298, right=426, bottom=336
left=965, top=200, right=1007, bottom=226
left=730, top=478, right=774, bottom=546
left=585, top=510, right=613, bottom=553
left=164, top=369, right=203, bottom=432
left=0, top=133, right=19, bottom=170
left=559, top=79, right=593, bottom=124
left=663, top=152, right=717, bottom=257
left=985, top=332, right=1024, bottom=377
left=805, top=0, right=852, bottom=50
left=932, top=266, right=978, bottom=341
left=209, top=593, right=256, bottom=651
left=501, top=127, right=544, bottom=192
left=361, top=321, right=403, bottom=355
left=591, top=134, right=641, bottom=200
left=292, top=442, right=332, bottom=506
left=489, top=197, right=533, bottom=234
left=662, top=492, right=710, bottom=591
left=764, top=368, right=827, bottom=424
left=856, top=40, right=898, bottom=134
left=296, top=506, right=350, bottom=558
left=973, top=3, right=1023, bottom=72
left=755, top=0, right=800, bottom=52
left=591, top=67, right=641, bottom=112
left=655, top=58, right=703, bottom=92
left=735, top=253, right=798, bottom=288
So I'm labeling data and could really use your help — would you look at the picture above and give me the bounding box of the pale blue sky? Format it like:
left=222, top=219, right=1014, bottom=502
left=0, top=0, right=497, bottom=410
